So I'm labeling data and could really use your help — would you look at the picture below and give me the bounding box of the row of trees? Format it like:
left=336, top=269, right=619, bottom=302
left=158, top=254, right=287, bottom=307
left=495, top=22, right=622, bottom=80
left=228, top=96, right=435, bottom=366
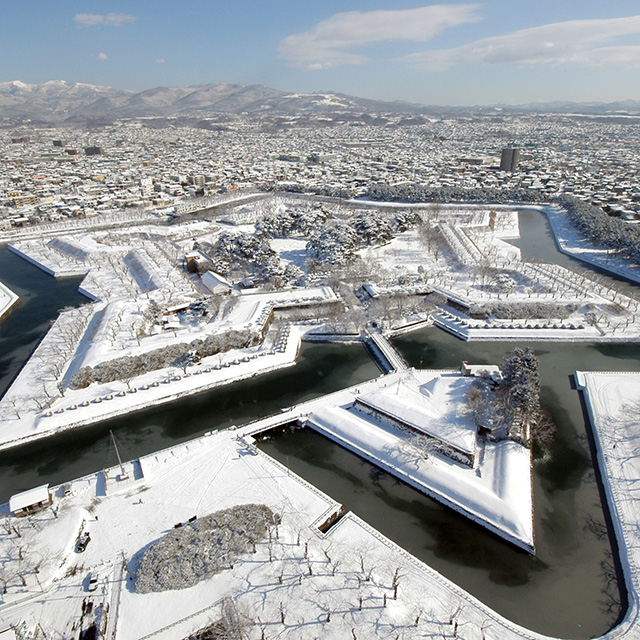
left=469, top=302, right=578, bottom=321
left=558, top=194, right=640, bottom=261
left=70, top=330, right=258, bottom=389
left=500, top=347, right=541, bottom=441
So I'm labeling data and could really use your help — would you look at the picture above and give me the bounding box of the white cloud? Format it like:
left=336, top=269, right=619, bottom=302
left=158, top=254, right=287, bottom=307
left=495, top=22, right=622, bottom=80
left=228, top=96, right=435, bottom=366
left=155, top=58, right=166, bottom=64
left=399, top=15, right=640, bottom=71
left=75, top=13, right=136, bottom=27
left=278, top=4, right=482, bottom=70
left=97, top=52, right=109, bottom=61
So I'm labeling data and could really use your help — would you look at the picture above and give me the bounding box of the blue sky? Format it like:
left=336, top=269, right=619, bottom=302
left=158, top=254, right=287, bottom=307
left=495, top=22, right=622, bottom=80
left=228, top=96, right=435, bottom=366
left=3, top=1, right=640, bottom=105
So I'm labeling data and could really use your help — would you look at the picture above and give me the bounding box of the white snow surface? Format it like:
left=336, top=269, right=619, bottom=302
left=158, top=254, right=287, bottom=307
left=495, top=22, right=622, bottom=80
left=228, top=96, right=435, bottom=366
left=575, top=371, right=640, bottom=639
left=356, top=373, right=478, bottom=455
left=0, top=280, right=19, bottom=322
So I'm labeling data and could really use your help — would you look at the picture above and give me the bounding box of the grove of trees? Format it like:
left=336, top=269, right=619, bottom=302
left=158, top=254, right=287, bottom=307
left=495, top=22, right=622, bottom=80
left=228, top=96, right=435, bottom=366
left=306, top=209, right=421, bottom=266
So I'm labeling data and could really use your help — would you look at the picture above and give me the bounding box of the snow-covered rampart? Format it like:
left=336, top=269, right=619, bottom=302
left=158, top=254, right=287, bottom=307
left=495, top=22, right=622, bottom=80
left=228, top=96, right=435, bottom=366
left=0, top=280, right=20, bottom=323
left=304, top=379, right=534, bottom=553
left=541, top=204, right=640, bottom=285
left=0, top=328, right=302, bottom=452
left=575, top=371, right=640, bottom=639
left=433, top=311, right=640, bottom=343
left=239, top=368, right=534, bottom=554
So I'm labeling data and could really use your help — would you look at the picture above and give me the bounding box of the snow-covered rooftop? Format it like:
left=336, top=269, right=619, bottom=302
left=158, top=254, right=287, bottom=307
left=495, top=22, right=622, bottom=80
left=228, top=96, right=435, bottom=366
left=9, top=484, right=50, bottom=513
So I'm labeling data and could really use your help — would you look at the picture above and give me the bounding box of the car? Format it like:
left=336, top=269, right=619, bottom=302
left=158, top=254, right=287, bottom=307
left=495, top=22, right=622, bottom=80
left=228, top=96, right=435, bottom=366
left=87, top=573, right=98, bottom=592
left=75, top=532, right=91, bottom=553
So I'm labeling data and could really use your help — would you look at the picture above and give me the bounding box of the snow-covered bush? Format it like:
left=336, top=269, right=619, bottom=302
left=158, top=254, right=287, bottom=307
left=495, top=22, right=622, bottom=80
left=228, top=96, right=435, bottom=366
left=135, top=504, right=279, bottom=593
left=70, top=331, right=259, bottom=388
left=470, top=302, right=577, bottom=320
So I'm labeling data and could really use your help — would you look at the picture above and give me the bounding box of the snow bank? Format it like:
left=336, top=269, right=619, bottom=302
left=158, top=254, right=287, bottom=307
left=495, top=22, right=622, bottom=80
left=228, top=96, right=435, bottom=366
left=575, top=371, right=640, bottom=639
left=0, top=280, right=19, bottom=323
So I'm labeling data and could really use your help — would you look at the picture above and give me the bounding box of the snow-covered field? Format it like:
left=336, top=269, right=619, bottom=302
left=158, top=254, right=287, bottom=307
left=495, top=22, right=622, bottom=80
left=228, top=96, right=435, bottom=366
left=356, top=206, right=640, bottom=342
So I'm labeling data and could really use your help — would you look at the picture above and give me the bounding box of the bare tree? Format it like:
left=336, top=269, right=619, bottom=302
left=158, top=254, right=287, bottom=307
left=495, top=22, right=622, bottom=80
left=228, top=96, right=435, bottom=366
left=6, top=397, right=23, bottom=420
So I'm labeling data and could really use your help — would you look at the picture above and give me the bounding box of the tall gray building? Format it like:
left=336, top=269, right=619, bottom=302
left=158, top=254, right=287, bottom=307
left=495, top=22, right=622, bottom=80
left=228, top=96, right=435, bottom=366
left=500, top=147, right=520, bottom=172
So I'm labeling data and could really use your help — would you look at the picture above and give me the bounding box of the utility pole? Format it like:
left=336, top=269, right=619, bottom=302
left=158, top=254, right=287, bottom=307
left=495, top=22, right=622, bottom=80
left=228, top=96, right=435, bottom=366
left=121, top=550, right=133, bottom=581
left=110, top=431, right=128, bottom=480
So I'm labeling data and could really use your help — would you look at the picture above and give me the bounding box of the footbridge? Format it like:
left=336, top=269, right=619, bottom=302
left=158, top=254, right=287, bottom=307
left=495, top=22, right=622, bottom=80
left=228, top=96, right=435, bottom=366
left=364, top=331, right=409, bottom=374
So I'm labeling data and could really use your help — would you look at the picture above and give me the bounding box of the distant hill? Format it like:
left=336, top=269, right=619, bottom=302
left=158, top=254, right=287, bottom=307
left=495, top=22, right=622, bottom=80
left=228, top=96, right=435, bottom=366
left=0, top=80, right=430, bottom=122
left=1, top=80, right=639, bottom=122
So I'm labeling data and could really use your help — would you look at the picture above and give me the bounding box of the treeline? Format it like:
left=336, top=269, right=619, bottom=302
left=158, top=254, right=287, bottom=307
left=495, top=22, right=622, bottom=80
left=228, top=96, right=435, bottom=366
left=470, top=302, right=578, bottom=320
left=70, top=330, right=258, bottom=389
left=365, top=183, right=545, bottom=204
left=558, top=194, right=640, bottom=261
left=265, top=182, right=546, bottom=204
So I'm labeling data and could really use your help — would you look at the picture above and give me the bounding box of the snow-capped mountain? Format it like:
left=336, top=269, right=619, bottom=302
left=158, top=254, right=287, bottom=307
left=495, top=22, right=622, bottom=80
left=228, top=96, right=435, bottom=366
left=2, top=80, right=637, bottom=122
left=0, top=80, right=426, bottom=121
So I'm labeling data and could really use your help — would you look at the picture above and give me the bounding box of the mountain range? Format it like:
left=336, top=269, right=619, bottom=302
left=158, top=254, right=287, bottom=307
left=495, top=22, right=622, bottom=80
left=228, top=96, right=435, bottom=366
left=0, top=80, right=428, bottom=122
left=1, top=80, right=640, bottom=122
